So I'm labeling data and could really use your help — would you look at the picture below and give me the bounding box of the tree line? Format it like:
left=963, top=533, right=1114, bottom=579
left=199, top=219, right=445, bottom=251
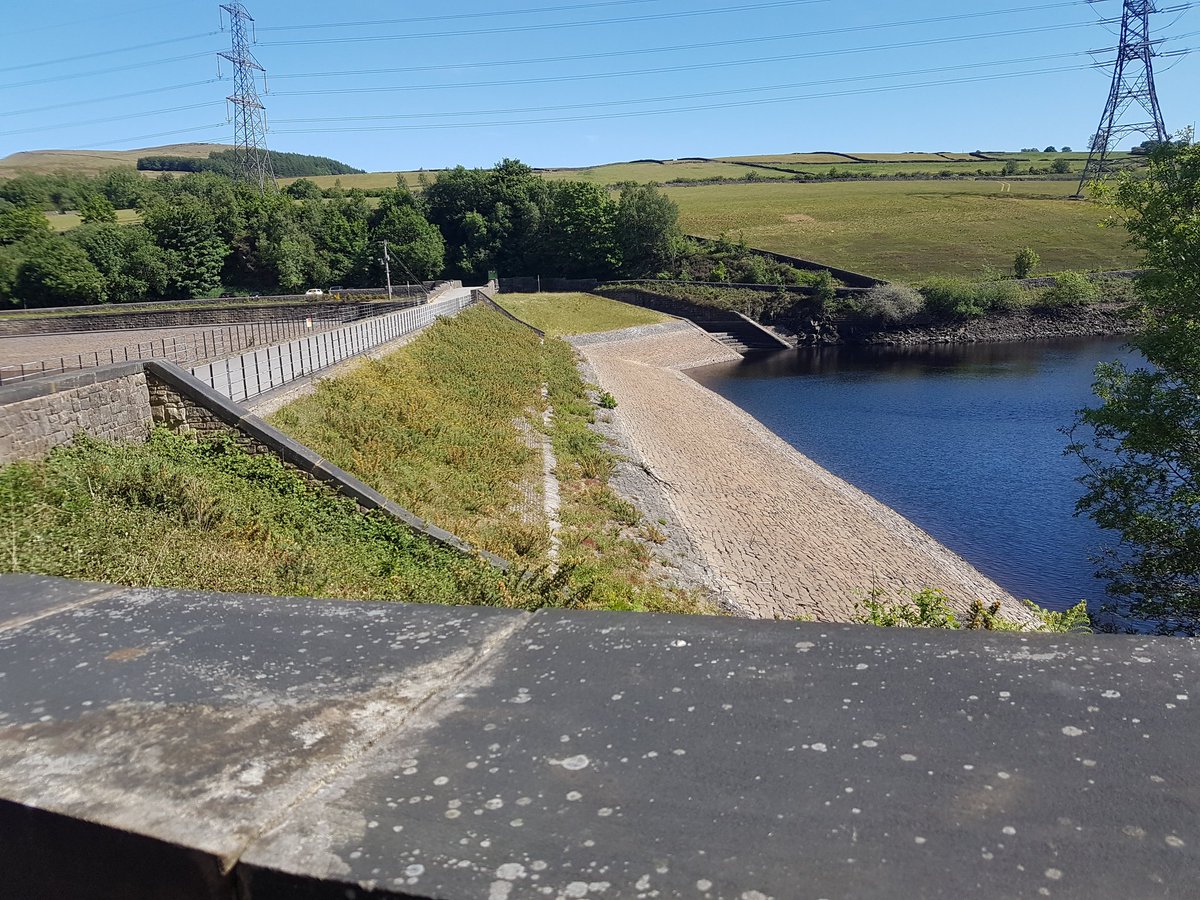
left=0, top=159, right=699, bottom=308
left=137, top=149, right=365, bottom=178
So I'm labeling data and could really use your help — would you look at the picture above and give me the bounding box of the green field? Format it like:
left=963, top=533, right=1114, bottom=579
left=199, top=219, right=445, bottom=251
left=45, top=208, right=142, bottom=232
left=667, top=179, right=1137, bottom=281
left=495, top=293, right=670, bottom=337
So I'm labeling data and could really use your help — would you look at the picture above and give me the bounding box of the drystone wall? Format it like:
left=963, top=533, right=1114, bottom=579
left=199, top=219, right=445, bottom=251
left=0, top=365, right=152, bottom=465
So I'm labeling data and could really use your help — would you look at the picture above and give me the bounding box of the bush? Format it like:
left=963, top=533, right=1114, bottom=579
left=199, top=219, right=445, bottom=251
left=1042, top=271, right=1098, bottom=307
left=978, top=279, right=1028, bottom=311
left=920, top=276, right=984, bottom=317
left=858, top=284, right=924, bottom=322
left=1014, top=247, right=1040, bottom=279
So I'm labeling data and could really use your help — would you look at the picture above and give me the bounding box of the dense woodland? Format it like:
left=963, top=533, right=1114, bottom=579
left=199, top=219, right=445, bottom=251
left=136, top=150, right=365, bottom=178
left=0, top=157, right=837, bottom=308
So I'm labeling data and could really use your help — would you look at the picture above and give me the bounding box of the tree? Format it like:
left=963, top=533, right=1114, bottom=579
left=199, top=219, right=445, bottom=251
left=285, top=178, right=323, bottom=201
left=141, top=195, right=227, bottom=298
left=14, top=234, right=107, bottom=306
left=1062, top=146, right=1073, bottom=153
left=539, top=180, right=617, bottom=278
left=1002, top=160, right=1021, bottom=176
left=1013, top=247, right=1040, bottom=279
left=371, top=183, right=446, bottom=281
left=79, top=194, right=117, bottom=225
left=71, top=223, right=169, bottom=303
left=1050, top=159, right=1073, bottom=174
left=1069, top=140, right=1200, bottom=631
left=0, top=205, right=50, bottom=245
left=1044, top=146, right=1058, bottom=153
left=614, top=183, right=680, bottom=277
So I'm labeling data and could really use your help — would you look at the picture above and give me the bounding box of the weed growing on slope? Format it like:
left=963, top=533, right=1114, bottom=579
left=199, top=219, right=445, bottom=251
left=0, top=429, right=535, bottom=607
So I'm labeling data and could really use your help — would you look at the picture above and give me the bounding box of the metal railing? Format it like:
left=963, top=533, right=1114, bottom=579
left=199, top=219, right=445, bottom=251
left=190, top=292, right=476, bottom=404
left=0, top=316, right=354, bottom=386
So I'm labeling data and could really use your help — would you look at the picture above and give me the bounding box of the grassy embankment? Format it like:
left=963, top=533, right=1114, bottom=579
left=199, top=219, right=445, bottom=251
left=0, top=301, right=705, bottom=613
left=494, top=292, right=669, bottom=337
left=0, top=429, right=517, bottom=606
left=271, top=303, right=706, bottom=614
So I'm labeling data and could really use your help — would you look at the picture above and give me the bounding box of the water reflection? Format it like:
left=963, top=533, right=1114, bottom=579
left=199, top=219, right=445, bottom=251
left=690, top=338, right=1137, bottom=618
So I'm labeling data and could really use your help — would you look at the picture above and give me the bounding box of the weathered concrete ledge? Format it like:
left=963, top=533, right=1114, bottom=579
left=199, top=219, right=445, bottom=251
left=0, top=574, right=1196, bottom=899
left=572, top=326, right=1031, bottom=623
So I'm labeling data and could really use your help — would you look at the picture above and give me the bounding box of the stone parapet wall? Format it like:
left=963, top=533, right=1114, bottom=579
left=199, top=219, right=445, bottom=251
left=0, top=365, right=151, bottom=465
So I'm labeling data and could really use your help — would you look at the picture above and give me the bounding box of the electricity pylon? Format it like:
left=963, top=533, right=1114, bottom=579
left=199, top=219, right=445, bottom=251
left=219, top=2, right=275, bottom=191
left=1076, top=0, right=1168, bottom=195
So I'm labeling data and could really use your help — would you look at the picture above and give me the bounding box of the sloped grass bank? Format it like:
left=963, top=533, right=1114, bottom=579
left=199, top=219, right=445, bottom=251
left=272, top=306, right=709, bottom=615
left=495, top=292, right=669, bottom=337
left=0, top=430, right=516, bottom=606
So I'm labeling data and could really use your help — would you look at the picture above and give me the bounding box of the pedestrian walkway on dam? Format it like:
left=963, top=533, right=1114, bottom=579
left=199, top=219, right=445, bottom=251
left=574, top=322, right=1029, bottom=623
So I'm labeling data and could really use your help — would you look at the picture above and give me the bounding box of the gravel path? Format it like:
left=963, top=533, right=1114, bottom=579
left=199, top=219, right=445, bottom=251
left=574, top=324, right=1032, bottom=624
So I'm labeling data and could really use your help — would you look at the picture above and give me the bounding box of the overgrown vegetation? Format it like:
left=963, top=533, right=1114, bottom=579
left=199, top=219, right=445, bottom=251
left=856, top=588, right=1091, bottom=633
left=271, top=306, right=708, bottom=614
left=1069, top=137, right=1200, bottom=634
left=0, top=430, right=534, bottom=607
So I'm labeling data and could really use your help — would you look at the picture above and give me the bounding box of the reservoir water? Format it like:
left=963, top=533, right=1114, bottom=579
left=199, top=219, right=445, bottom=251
left=689, top=337, right=1136, bottom=614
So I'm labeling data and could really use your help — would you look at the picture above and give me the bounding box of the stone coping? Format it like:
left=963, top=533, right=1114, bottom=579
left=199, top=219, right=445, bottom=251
left=0, top=361, right=144, bottom=404
left=0, top=575, right=1196, bottom=899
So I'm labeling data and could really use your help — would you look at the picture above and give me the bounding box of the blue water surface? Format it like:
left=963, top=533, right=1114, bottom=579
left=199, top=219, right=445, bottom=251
left=689, top=338, right=1138, bottom=612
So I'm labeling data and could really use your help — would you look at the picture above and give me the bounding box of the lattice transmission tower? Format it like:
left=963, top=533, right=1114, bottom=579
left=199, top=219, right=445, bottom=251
left=219, top=2, right=275, bottom=191
left=1076, top=0, right=1168, bottom=194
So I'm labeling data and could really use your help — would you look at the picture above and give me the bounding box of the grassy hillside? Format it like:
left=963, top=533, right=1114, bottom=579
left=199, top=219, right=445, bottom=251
left=668, top=179, right=1137, bottom=281
left=276, top=151, right=1122, bottom=193
left=0, top=143, right=235, bottom=177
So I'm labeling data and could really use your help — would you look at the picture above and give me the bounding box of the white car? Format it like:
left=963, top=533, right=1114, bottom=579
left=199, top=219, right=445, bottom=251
left=305, top=288, right=324, bottom=297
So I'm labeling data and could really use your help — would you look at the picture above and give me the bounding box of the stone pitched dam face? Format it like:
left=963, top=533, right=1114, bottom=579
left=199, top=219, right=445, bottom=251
left=572, top=322, right=1031, bottom=624
left=0, top=575, right=1196, bottom=899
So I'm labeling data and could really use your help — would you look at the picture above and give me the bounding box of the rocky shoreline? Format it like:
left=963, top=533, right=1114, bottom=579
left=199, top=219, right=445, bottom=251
left=799, top=303, right=1137, bottom=346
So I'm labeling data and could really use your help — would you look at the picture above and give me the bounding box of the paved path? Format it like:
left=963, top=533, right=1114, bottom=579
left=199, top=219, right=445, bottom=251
left=575, top=323, right=1031, bottom=623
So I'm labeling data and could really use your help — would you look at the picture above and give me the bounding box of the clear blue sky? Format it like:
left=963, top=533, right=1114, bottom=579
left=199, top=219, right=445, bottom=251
left=2, top=0, right=1197, bottom=170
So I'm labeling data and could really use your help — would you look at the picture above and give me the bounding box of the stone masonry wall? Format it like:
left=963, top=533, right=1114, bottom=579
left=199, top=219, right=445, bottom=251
left=0, top=365, right=152, bottom=465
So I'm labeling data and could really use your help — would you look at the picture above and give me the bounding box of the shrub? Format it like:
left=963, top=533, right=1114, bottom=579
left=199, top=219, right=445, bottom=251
left=978, top=279, right=1028, bottom=312
left=1050, top=159, right=1073, bottom=174
left=1042, top=271, right=1098, bottom=307
left=1014, top=247, right=1040, bottom=279
left=812, top=270, right=836, bottom=310
left=858, top=283, right=924, bottom=323
left=920, top=276, right=984, bottom=317
left=598, top=391, right=618, bottom=410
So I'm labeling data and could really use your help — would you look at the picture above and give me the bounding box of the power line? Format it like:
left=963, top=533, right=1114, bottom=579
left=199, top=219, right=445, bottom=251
left=3, top=80, right=221, bottom=119
left=3, top=103, right=227, bottom=138
left=261, top=0, right=677, bottom=31
left=7, top=3, right=163, bottom=37
left=265, top=1, right=1110, bottom=83
left=260, top=0, right=834, bottom=47
left=270, top=61, right=1119, bottom=135
left=0, top=51, right=217, bottom=91
left=0, top=31, right=219, bottom=75
left=271, top=50, right=1126, bottom=126
left=62, top=124, right=229, bottom=151
left=274, top=18, right=1114, bottom=98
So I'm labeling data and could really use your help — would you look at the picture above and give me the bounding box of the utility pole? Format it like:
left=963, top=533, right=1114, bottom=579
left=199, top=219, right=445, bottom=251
left=219, top=2, right=275, bottom=192
left=382, top=240, right=394, bottom=299
left=1076, top=0, right=1168, bottom=195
